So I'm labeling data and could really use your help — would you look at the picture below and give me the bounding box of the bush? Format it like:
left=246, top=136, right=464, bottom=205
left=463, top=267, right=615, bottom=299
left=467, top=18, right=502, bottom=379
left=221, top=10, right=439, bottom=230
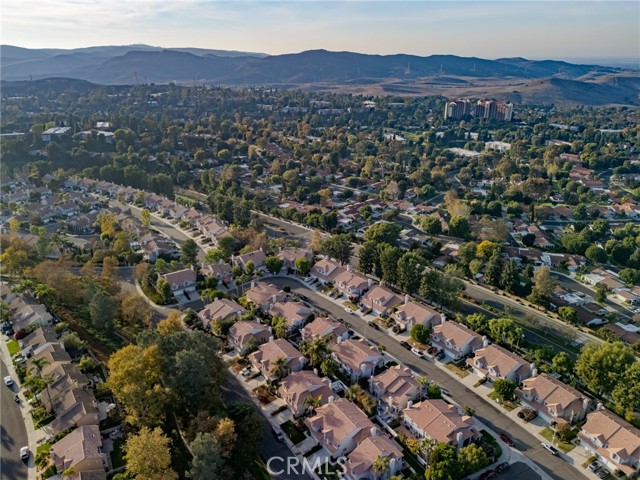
left=410, top=324, right=430, bottom=344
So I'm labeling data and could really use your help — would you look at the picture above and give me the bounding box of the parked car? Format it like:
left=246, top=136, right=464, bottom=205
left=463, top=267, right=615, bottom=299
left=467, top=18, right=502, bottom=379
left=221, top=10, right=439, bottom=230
left=4, top=376, right=14, bottom=387
left=596, top=468, right=609, bottom=479
left=272, top=427, right=284, bottom=442
left=518, top=408, right=538, bottom=422
left=478, top=469, right=497, bottom=480
left=499, top=432, right=514, bottom=447
left=304, top=277, right=313, bottom=283
left=399, top=341, right=411, bottom=350
left=411, top=347, right=424, bottom=358
left=19, top=446, right=29, bottom=460
left=240, top=366, right=252, bottom=377
left=495, top=462, right=510, bottom=474
left=345, top=307, right=354, bottom=314
left=541, top=443, right=559, bottom=456
left=588, top=461, right=602, bottom=472
left=368, top=321, right=380, bottom=331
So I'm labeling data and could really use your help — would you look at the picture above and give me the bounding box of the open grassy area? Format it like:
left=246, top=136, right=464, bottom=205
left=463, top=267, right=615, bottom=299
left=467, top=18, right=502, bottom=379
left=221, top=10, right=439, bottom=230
left=110, top=438, right=126, bottom=468
left=488, top=391, right=518, bottom=411
left=280, top=420, right=306, bottom=445
left=540, top=427, right=576, bottom=453
left=445, top=363, right=470, bottom=378
left=7, top=339, right=20, bottom=356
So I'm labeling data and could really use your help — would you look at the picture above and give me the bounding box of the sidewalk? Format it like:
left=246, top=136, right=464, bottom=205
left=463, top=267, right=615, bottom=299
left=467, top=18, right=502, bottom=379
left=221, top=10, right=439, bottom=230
left=1, top=336, right=48, bottom=480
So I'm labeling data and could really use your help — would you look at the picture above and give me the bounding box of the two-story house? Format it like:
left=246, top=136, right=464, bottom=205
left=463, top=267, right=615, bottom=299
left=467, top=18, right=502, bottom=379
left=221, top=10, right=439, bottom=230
left=430, top=321, right=485, bottom=362
left=369, top=365, right=421, bottom=414
left=278, top=370, right=334, bottom=417
left=334, top=269, right=372, bottom=299
left=245, top=282, right=287, bottom=311
left=159, top=268, right=197, bottom=297
left=518, top=373, right=591, bottom=424
left=361, top=285, right=403, bottom=317
left=200, top=261, right=233, bottom=284
left=250, top=339, right=306, bottom=380
left=277, top=247, right=313, bottom=270
left=198, top=298, right=246, bottom=330
left=344, top=434, right=404, bottom=480
left=305, top=398, right=377, bottom=459
left=331, top=339, right=385, bottom=380
left=466, top=344, right=535, bottom=384
left=391, top=298, right=443, bottom=331
left=579, top=408, right=640, bottom=477
left=301, top=317, right=349, bottom=344
left=228, top=321, right=271, bottom=355
left=403, top=399, right=480, bottom=449
left=268, top=301, right=312, bottom=330
left=232, top=249, right=267, bottom=271
left=310, top=258, right=345, bottom=284
left=50, top=425, right=106, bottom=480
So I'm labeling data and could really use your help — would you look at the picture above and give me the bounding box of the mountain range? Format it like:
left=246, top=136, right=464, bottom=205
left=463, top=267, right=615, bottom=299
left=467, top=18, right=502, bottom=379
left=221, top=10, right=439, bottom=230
left=2, top=45, right=638, bottom=106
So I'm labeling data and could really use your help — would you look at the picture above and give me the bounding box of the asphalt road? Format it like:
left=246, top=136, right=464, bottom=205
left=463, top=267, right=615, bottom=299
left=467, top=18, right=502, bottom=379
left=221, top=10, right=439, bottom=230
left=0, top=360, right=28, bottom=480
left=222, top=372, right=311, bottom=480
left=267, top=276, right=587, bottom=480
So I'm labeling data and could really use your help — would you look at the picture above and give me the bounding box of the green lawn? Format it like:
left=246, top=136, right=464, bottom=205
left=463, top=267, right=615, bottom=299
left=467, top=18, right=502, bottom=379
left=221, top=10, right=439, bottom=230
left=110, top=438, right=126, bottom=469
left=488, top=391, right=518, bottom=411
left=36, top=443, right=51, bottom=456
left=280, top=420, right=306, bottom=445
left=7, top=339, right=20, bottom=356
left=540, top=427, right=576, bottom=453
left=445, top=363, right=470, bottom=378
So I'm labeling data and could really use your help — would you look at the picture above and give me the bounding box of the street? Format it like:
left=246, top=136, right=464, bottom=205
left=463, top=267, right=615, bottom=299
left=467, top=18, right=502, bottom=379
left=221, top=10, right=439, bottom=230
left=222, top=372, right=311, bottom=480
left=0, top=359, right=28, bottom=480
left=267, top=276, right=587, bottom=480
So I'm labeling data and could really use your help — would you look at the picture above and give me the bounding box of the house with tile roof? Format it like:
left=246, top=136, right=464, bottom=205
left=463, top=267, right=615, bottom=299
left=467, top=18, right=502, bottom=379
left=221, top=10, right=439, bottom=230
left=430, top=321, right=486, bottom=362
left=277, top=247, right=313, bottom=269
left=50, top=425, right=106, bottom=480
left=362, top=285, right=403, bottom=316
left=45, top=388, right=101, bottom=435
left=159, top=268, right=197, bottom=296
left=228, top=321, right=271, bottom=354
left=310, top=258, right=345, bottom=284
left=198, top=298, right=246, bottom=330
left=518, top=373, right=591, bottom=424
left=245, top=282, right=287, bottom=311
left=250, top=339, right=305, bottom=380
left=334, top=268, right=372, bottom=299
left=268, top=301, right=312, bottom=329
left=305, top=398, right=377, bottom=458
left=466, top=344, right=535, bottom=384
left=344, top=434, right=404, bottom=480
left=369, top=365, right=421, bottom=414
left=578, top=408, right=640, bottom=477
left=232, top=249, right=267, bottom=271
left=300, top=317, right=349, bottom=344
left=278, top=370, right=334, bottom=417
left=403, top=399, right=480, bottom=449
left=331, top=339, right=385, bottom=380
left=392, top=299, right=443, bottom=331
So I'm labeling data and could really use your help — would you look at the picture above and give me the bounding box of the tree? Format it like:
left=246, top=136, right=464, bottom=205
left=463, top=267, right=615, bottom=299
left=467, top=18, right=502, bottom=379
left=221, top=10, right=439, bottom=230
left=323, top=234, right=353, bottom=265
left=217, top=236, right=236, bottom=259
left=551, top=352, right=574, bottom=377
left=493, top=379, right=516, bottom=401
left=500, top=260, right=520, bottom=294
left=107, top=345, right=169, bottom=426
left=595, top=284, right=608, bottom=303
left=484, top=252, right=503, bottom=287
left=304, top=394, right=323, bottom=416
left=97, top=212, right=117, bottom=238
left=612, top=362, right=640, bottom=417
left=157, top=311, right=183, bottom=335
left=359, top=241, right=379, bottom=275
left=373, top=455, right=390, bottom=480
left=476, top=240, right=499, bottom=261
left=156, top=279, right=172, bottom=304
left=301, top=338, right=329, bottom=367
left=420, top=269, right=464, bottom=309
left=120, top=293, right=153, bottom=327
left=213, top=418, right=237, bottom=459
left=378, top=244, right=402, bottom=286
left=466, top=313, right=488, bottom=334
left=188, top=432, right=223, bottom=480
left=397, top=252, right=424, bottom=294
left=558, top=306, right=580, bottom=325
left=271, top=315, right=289, bottom=339
left=181, top=239, right=199, bottom=266
left=60, top=332, right=86, bottom=357
left=425, top=443, right=460, bottom=480
left=575, top=342, right=635, bottom=397
left=421, top=215, right=442, bottom=235
left=89, top=289, right=117, bottom=330
left=585, top=245, right=608, bottom=264
left=427, top=384, right=442, bottom=399
left=528, top=266, right=556, bottom=308
left=458, top=443, right=489, bottom=476
left=411, top=324, right=430, bottom=344
left=364, top=222, right=402, bottom=244
left=555, top=422, right=573, bottom=442
left=265, top=256, right=284, bottom=275
left=448, top=215, right=470, bottom=239
left=488, top=318, right=521, bottom=346
left=141, top=208, right=152, bottom=228
left=271, top=356, right=289, bottom=381
left=100, top=256, right=121, bottom=297
left=124, top=427, right=177, bottom=480
left=321, top=358, right=338, bottom=377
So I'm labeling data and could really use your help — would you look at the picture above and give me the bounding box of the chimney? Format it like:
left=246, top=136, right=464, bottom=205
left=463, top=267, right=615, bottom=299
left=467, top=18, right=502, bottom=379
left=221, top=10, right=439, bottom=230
left=407, top=400, right=413, bottom=409
left=531, top=364, right=538, bottom=377
left=596, top=402, right=603, bottom=411
left=251, top=280, right=256, bottom=289
left=328, top=396, right=334, bottom=403
left=272, top=294, right=277, bottom=303
left=482, top=336, right=489, bottom=348
left=404, top=294, right=409, bottom=305
left=346, top=264, right=351, bottom=272
left=456, top=431, right=464, bottom=449
left=313, top=368, right=319, bottom=376
left=368, top=279, right=373, bottom=289
left=370, top=427, right=378, bottom=437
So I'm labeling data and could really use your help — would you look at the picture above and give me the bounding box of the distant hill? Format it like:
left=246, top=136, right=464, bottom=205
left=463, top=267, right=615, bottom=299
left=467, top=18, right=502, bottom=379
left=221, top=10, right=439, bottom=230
left=1, top=45, right=638, bottom=106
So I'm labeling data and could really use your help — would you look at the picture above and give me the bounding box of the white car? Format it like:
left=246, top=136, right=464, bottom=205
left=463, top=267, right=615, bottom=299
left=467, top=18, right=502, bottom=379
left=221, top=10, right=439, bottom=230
left=541, top=443, right=558, bottom=455
left=304, top=277, right=313, bottom=283
left=345, top=308, right=354, bottom=314
left=411, top=347, right=424, bottom=358
left=20, top=446, right=29, bottom=460
left=240, top=366, right=252, bottom=377
left=4, top=376, right=14, bottom=387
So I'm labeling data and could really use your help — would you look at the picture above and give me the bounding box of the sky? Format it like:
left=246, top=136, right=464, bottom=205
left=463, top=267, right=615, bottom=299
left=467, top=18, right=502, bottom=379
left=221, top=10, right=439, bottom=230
left=2, top=1, right=639, bottom=61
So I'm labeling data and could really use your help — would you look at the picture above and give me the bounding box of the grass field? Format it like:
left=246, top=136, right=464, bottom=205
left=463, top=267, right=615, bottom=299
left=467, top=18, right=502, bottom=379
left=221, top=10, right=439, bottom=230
left=540, top=427, right=576, bottom=453
left=7, top=339, right=19, bottom=356
left=488, top=391, right=518, bottom=411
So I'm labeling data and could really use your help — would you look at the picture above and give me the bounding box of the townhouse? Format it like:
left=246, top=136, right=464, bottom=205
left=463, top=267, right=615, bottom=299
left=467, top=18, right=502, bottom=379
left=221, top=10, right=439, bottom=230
left=391, top=298, right=443, bottom=331
left=300, top=316, right=349, bottom=344
left=159, top=268, right=197, bottom=297
left=369, top=365, right=421, bottom=414
left=198, top=298, right=246, bottom=330
left=403, top=399, right=480, bottom=449
left=228, top=321, right=271, bottom=354
left=331, top=339, right=385, bottom=380
left=310, top=258, right=345, bottom=284
left=278, top=370, right=334, bottom=417
left=430, top=321, right=485, bottom=362
left=334, top=268, right=372, bottom=299
left=268, top=301, right=312, bottom=330
left=466, top=344, right=535, bottom=384
left=250, top=338, right=306, bottom=380
left=305, top=398, right=377, bottom=458
left=245, top=282, right=287, bottom=311
left=277, top=247, right=313, bottom=270
left=344, top=434, right=404, bottom=480
left=518, top=373, right=591, bottom=424
left=46, top=388, right=101, bottom=435
left=361, top=285, right=403, bottom=317
left=50, top=424, right=107, bottom=480
left=232, top=249, right=267, bottom=271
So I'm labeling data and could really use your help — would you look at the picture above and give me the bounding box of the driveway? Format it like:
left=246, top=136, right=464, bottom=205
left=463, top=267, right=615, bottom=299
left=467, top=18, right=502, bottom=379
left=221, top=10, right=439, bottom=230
left=267, top=276, right=587, bottom=480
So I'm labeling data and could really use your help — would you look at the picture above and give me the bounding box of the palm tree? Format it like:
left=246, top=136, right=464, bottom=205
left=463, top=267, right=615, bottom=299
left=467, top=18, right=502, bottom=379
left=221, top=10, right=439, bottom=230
left=270, top=357, right=289, bottom=381
left=373, top=455, right=390, bottom=480
left=306, top=338, right=329, bottom=367
left=29, top=357, right=52, bottom=407
left=303, top=394, right=322, bottom=416
left=320, top=358, right=338, bottom=378
left=272, top=316, right=289, bottom=339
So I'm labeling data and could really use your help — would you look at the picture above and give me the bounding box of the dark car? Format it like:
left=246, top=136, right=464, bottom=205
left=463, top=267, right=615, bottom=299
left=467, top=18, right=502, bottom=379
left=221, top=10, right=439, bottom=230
left=478, top=469, right=497, bottom=480
left=518, top=408, right=538, bottom=422
left=400, top=341, right=411, bottom=350
left=499, top=432, right=514, bottom=447
left=496, top=462, right=510, bottom=474
left=368, top=321, right=380, bottom=331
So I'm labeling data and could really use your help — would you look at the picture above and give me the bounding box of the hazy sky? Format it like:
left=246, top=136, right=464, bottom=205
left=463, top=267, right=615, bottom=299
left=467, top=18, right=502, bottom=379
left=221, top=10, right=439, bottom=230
left=2, top=1, right=638, bottom=60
